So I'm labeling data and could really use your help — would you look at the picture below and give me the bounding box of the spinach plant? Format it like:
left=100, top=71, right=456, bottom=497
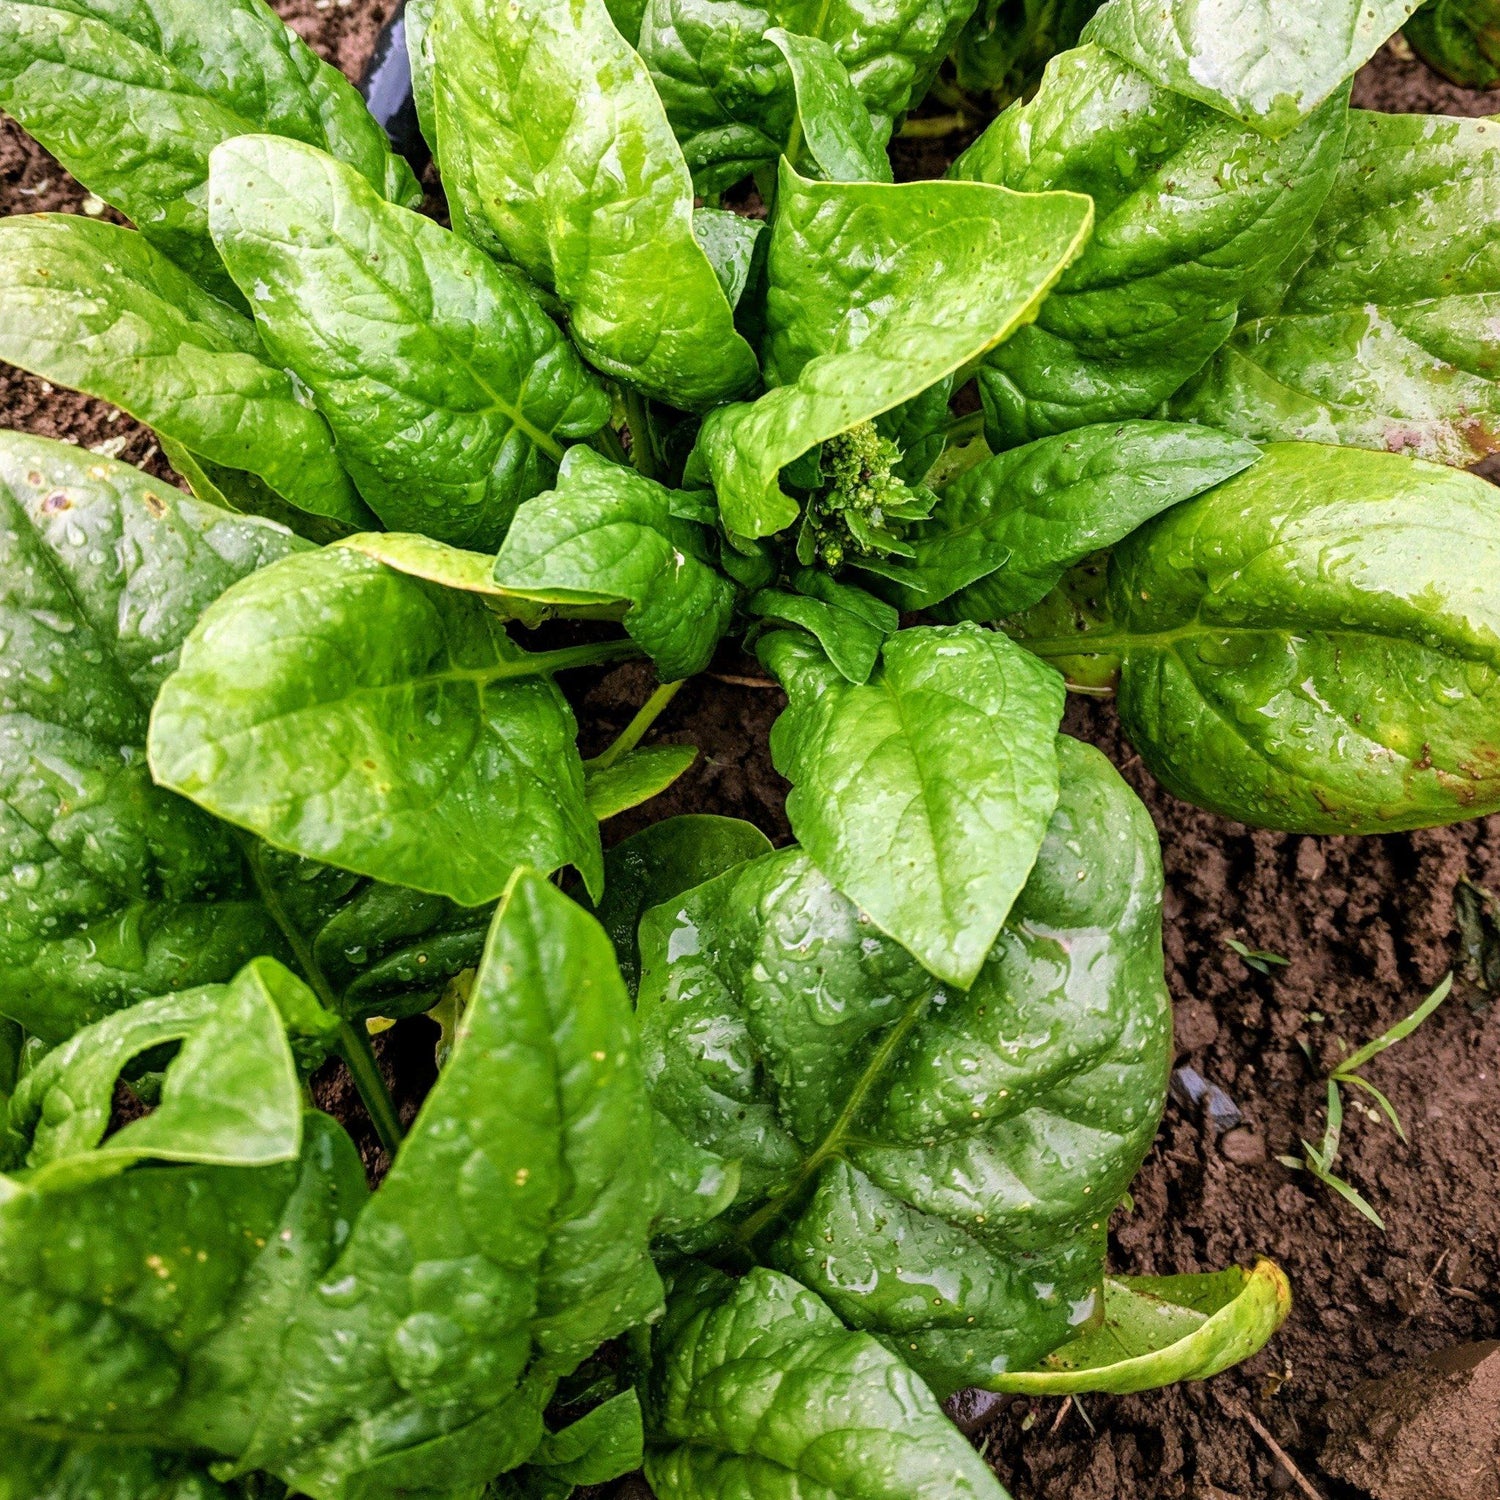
left=0, top=0, right=1494, bottom=1493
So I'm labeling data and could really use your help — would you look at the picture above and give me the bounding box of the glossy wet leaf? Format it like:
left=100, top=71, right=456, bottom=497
left=747, top=569, right=899, bottom=684
left=495, top=447, right=738, bottom=681
left=1406, top=0, right=1500, bottom=86
left=430, top=0, right=757, bottom=410
left=868, top=421, right=1260, bottom=616
left=760, top=624, right=1065, bottom=987
left=639, top=738, right=1171, bottom=1395
left=692, top=165, right=1092, bottom=538
left=953, top=46, right=1348, bottom=445
left=0, top=432, right=302, bottom=1042
left=0, top=0, right=419, bottom=300
left=1081, top=0, right=1417, bottom=136
left=1172, top=111, right=1500, bottom=467
left=526, top=1389, right=644, bottom=1487
left=693, top=206, right=766, bottom=309
left=208, top=136, right=609, bottom=551
left=149, top=545, right=607, bottom=906
left=0, top=215, right=368, bottom=528
left=989, top=1260, right=1291, bottom=1394
left=0, top=1436, right=230, bottom=1500
left=585, top=745, right=699, bottom=821
left=239, top=871, right=663, bottom=1500
left=765, top=27, right=892, bottom=182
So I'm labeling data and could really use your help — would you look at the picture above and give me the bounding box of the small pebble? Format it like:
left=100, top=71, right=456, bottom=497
left=1170, top=1066, right=1244, bottom=1132
left=1221, top=1127, right=1267, bottom=1165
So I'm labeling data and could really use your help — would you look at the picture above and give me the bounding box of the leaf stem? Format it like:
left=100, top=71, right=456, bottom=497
left=943, top=409, right=986, bottom=444
left=587, top=426, right=630, bottom=466
left=525, top=636, right=645, bottom=676
left=623, top=388, right=661, bottom=481
left=898, top=112, right=970, bottom=139
left=589, top=679, right=685, bottom=771
left=336, top=1017, right=405, bottom=1156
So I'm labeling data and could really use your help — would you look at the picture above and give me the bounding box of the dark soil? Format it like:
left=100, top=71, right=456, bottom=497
left=3, top=16, right=1498, bottom=1500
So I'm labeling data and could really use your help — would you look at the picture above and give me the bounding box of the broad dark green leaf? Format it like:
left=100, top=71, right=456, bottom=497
left=584, top=744, right=699, bottom=820
left=0, top=431, right=301, bottom=1042
left=865, top=421, right=1260, bottom=616
left=644, top=1265, right=1012, bottom=1498
left=952, top=46, right=1348, bottom=445
left=148, top=545, right=609, bottom=907
left=1, top=1434, right=230, bottom=1500
left=0, top=215, right=368, bottom=528
left=524, top=1389, right=644, bottom=1487
left=746, top=569, right=898, bottom=684
left=759, top=624, right=1065, bottom=987
left=238, top=871, right=663, bottom=1500
left=765, top=27, right=893, bottom=183
left=639, top=738, right=1172, bottom=1395
left=1081, top=0, right=1417, bottom=136
left=691, top=166, right=1093, bottom=538
left=1172, top=111, right=1500, bottom=467
left=494, top=447, right=739, bottom=681
left=1406, top=0, right=1500, bottom=86
left=208, top=136, right=610, bottom=551
left=0, top=0, right=419, bottom=299
left=1020, top=443, right=1500, bottom=832
left=430, top=0, right=758, bottom=411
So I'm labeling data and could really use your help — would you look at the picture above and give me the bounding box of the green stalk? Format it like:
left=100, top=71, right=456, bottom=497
left=589, top=678, right=686, bottom=771
left=335, top=1018, right=405, bottom=1156
left=623, top=387, right=661, bottom=481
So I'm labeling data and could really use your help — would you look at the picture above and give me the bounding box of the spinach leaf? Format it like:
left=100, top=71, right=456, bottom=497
left=759, top=624, right=1065, bottom=989
left=0, top=214, right=369, bottom=529
left=866, top=420, right=1261, bottom=616
left=517, top=1388, right=644, bottom=1490
left=1, top=1437, right=230, bottom=1500
left=148, top=545, right=614, bottom=907
left=238, top=871, right=662, bottom=1500
left=692, top=206, right=766, bottom=309
left=494, top=446, right=739, bottom=681
left=1081, top=0, right=1417, bottom=137
left=953, top=46, right=1348, bottom=445
left=584, top=745, right=699, bottom=821
left=643, top=1264, right=1011, bottom=1499
left=0, top=431, right=302, bottom=1042
left=429, top=0, right=758, bottom=411
left=208, top=135, right=610, bottom=551
left=1172, top=111, right=1500, bottom=468
left=639, top=738, right=1172, bottom=1395
left=0, top=0, right=419, bottom=300
left=952, top=0, right=1101, bottom=98
left=691, top=166, right=1093, bottom=539
left=764, top=27, right=893, bottom=183
left=747, top=569, right=899, bottom=684
left=1406, top=0, right=1500, bottom=86
left=1023, top=443, right=1500, bottom=832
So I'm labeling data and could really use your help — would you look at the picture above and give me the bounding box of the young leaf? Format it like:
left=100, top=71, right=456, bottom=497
left=494, top=446, right=739, bottom=681
left=1406, top=0, right=1500, bottom=86
left=1172, top=111, right=1500, bottom=468
left=430, top=0, right=758, bottom=410
left=1081, top=0, right=1418, bottom=137
left=523, top=1389, right=645, bottom=1488
left=747, top=569, right=899, bottom=684
left=0, top=215, right=369, bottom=529
left=693, top=206, right=766, bottom=309
left=639, top=738, right=1172, bottom=1397
left=759, top=624, right=1066, bottom=988
left=0, top=0, right=419, bottom=300
left=585, top=744, right=699, bottom=820
left=238, top=871, right=663, bottom=1500
left=148, top=546, right=611, bottom=906
left=692, top=165, right=1093, bottom=539
left=765, top=27, right=893, bottom=183
left=644, top=1265, right=1012, bottom=1500
left=208, top=135, right=610, bottom=551
left=952, top=46, right=1348, bottom=445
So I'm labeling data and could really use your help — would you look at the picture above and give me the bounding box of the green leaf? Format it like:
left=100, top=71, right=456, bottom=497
left=528, top=1389, right=644, bottom=1486
left=0, top=1435, right=231, bottom=1500
left=1406, top=0, right=1500, bottom=87
left=639, top=737, right=1172, bottom=1396
left=759, top=624, right=1065, bottom=987
left=148, top=545, right=611, bottom=907
left=494, top=447, right=739, bottom=681
left=643, top=1265, right=1013, bottom=1499
left=952, top=0, right=1101, bottom=98
left=430, top=0, right=758, bottom=411
left=1172, top=111, right=1500, bottom=468
left=869, top=421, right=1261, bottom=616
left=0, top=0, right=419, bottom=300
left=1035, top=442, right=1500, bottom=832
left=1081, top=0, right=1418, bottom=136
left=239, top=871, right=663, bottom=1500
left=747, top=570, right=898, bottom=684
left=585, top=744, right=699, bottom=820
left=693, top=206, right=766, bottom=310
left=953, top=45, right=1348, bottom=445
left=765, top=27, right=893, bottom=183
left=5, top=956, right=311, bottom=1189
left=691, top=165, right=1093, bottom=539
left=987, top=1260, right=1292, bottom=1394
left=208, top=135, right=610, bottom=551
left=0, top=431, right=303, bottom=1042
left=0, top=215, right=369, bottom=528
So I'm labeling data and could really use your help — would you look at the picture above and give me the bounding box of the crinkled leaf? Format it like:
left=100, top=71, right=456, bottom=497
left=953, top=46, right=1348, bottom=445
left=1081, top=0, right=1417, bottom=136
left=1172, top=111, right=1500, bottom=467
left=239, top=871, right=663, bottom=1500
left=0, top=0, right=419, bottom=300
left=528, top=1389, right=644, bottom=1486
left=585, top=745, right=699, bottom=821
left=759, top=624, right=1065, bottom=987
left=0, top=1436, right=230, bottom=1500
left=765, top=27, right=892, bottom=182
left=430, top=0, right=758, bottom=410
left=639, top=738, right=1171, bottom=1395
left=643, top=1265, right=1012, bottom=1498
left=692, top=166, right=1092, bottom=538
left=746, top=570, right=898, bottom=684
left=495, top=447, right=738, bottom=681
left=1406, top=0, right=1500, bottom=87
left=148, top=545, right=606, bottom=907
left=208, top=135, right=610, bottom=551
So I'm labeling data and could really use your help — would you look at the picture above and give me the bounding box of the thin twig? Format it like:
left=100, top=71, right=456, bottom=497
left=1047, top=1397, right=1073, bottom=1436
left=1218, top=1394, right=1324, bottom=1500
left=708, top=672, right=780, bottom=688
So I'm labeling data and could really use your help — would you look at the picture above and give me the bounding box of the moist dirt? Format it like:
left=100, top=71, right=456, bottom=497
left=4, top=16, right=1498, bottom=1499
